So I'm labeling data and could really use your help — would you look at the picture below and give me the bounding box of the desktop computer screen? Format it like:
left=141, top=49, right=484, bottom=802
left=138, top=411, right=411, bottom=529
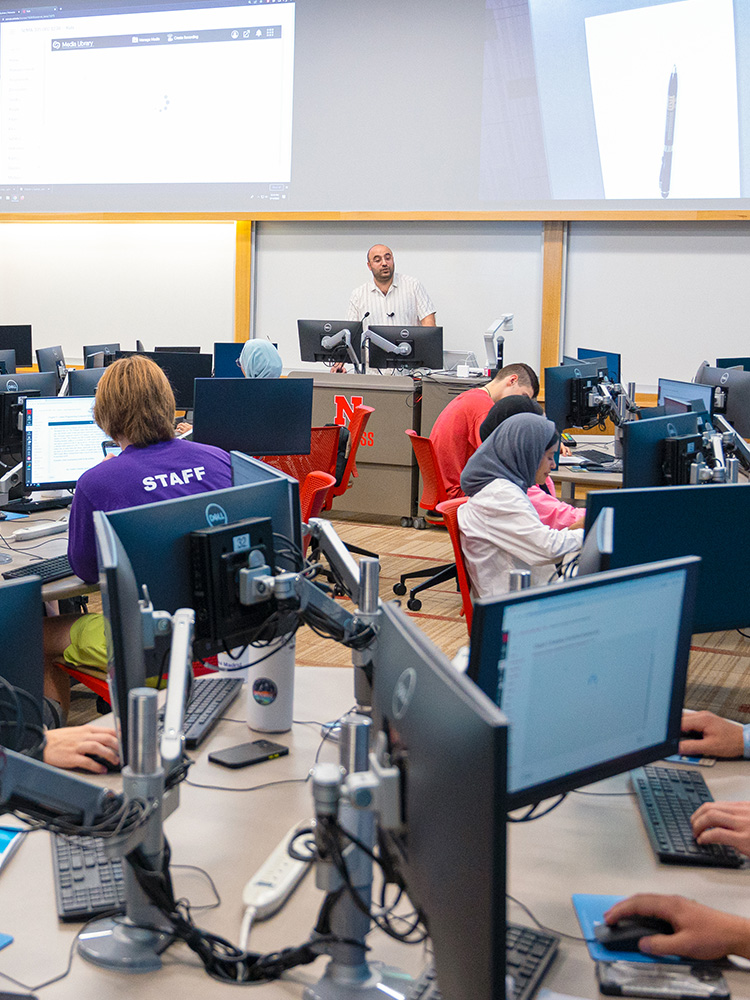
left=104, top=462, right=301, bottom=659
left=23, top=395, right=109, bottom=490
left=298, top=320, right=364, bottom=368
left=68, top=369, right=106, bottom=396
left=586, top=484, right=750, bottom=632
left=115, top=351, right=212, bottom=410
left=657, top=378, right=713, bottom=415
left=0, top=577, right=44, bottom=752
left=192, top=378, right=313, bottom=456
left=365, top=326, right=443, bottom=371
left=578, top=348, right=621, bottom=384
left=0, top=351, right=16, bottom=375
left=0, top=373, right=57, bottom=398
left=83, top=343, right=120, bottom=365
left=35, top=346, right=67, bottom=392
left=621, top=411, right=709, bottom=488
left=695, top=364, right=750, bottom=437
left=213, top=342, right=244, bottom=379
left=468, top=558, right=698, bottom=810
left=543, top=361, right=603, bottom=431
left=372, top=601, right=508, bottom=1000
left=0, top=326, right=32, bottom=368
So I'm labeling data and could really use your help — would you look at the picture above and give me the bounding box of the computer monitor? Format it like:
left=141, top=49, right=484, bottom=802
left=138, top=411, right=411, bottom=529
left=23, top=395, right=109, bottom=491
left=93, top=511, right=148, bottom=768
left=0, top=372, right=58, bottom=397
left=657, top=378, right=713, bottom=415
left=297, top=320, right=364, bottom=368
left=192, top=378, right=313, bottom=456
left=104, top=461, right=302, bottom=659
left=621, top=411, right=709, bottom=488
left=154, top=346, right=201, bottom=353
left=0, top=577, right=44, bottom=753
left=716, top=357, right=750, bottom=372
left=543, top=361, right=602, bottom=432
left=695, top=364, right=750, bottom=437
left=576, top=506, right=614, bottom=576
left=468, top=558, right=698, bottom=810
left=213, top=342, right=244, bottom=379
left=586, top=484, right=750, bottom=632
left=562, top=354, right=610, bottom=381
left=0, top=326, right=32, bottom=368
left=35, top=345, right=67, bottom=391
left=83, top=343, right=120, bottom=366
left=0, top=389, right=39, bottom=454
left=115, top=351, right=213, bottom=409
left=372, top=601, right=508, bottom=1000
left=0, top=350, right=16, bottom=375
left=365, top=325, right=444, bottom=371
left=578, top=348, right=621, bottom=384
left=68, top=368, right=106, bottom=396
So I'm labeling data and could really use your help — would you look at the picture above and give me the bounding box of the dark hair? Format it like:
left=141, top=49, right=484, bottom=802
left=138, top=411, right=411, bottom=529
left=493, top=362, right=540, bottom=398
left=545, top=428, right=560, bottom=452
left=479, top=394, right=544, bottom=442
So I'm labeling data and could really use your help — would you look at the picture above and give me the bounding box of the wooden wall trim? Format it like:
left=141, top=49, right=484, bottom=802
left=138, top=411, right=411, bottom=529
left=234, top=221, right=253, bottom=343
left=539, top=221, right=565, bottom=392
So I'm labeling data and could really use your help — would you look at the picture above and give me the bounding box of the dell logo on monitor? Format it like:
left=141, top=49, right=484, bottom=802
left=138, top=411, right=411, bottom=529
left=721, top=372, right=730, bottom=384
left=392, top=667, right=417, bottom=720
left=205, top=503, right=228, bottom=527
left=6, top=379, right=18, bottom=392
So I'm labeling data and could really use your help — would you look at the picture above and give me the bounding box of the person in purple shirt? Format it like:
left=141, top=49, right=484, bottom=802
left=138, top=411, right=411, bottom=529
left=44, top=355, right=232, bottom=734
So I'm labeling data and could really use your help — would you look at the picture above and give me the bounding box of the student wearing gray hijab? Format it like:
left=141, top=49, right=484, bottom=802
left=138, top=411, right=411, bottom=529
left=237, top=339, right=283, bottom=379
left=457, top=413, right=584, bottom=600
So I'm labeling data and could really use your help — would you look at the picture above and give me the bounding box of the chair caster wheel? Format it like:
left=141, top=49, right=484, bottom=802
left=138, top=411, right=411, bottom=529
left=400, top=516, right=413, bottom=528
left=393, top=583, right=407, bottom=596
left=412, top=517, right=427, bottom=530
left=407, top=598, right=422, bottom=611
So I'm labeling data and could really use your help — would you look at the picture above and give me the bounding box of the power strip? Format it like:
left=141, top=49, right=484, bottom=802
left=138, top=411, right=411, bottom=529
left=241, top=823, right=313, bottom=921
left=12, top=520, right=68, bottom=541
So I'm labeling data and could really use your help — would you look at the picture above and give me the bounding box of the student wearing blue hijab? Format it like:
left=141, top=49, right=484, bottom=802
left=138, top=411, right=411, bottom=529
left=238, top=339, right=283, bottom=379
left=457, top=412, right=583, bottom=599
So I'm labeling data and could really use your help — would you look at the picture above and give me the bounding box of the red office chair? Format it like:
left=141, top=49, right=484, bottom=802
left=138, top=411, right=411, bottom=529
left=392, top=430, right=456, bottom=609
left=321, top=405, right=374, bottom=510
left=435, top=498, right=473, bottom=634
left=259, top=425, right=341, bottom=484
left=299, top=470, right=337, bottom=555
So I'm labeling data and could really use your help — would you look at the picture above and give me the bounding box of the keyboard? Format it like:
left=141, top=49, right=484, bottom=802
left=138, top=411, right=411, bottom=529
left=2, top=553, right=73, bottom=583
left=160, top=675, right=243, bottom=749
left=631, top=764, right=743, bottom=868
left=1, top=496, right=72, bottom=514
left=51, top=833, right=126, bottom=922
left=403, top=923, right=558, bottom=1000
left=574, top=448, right=615, bottom=465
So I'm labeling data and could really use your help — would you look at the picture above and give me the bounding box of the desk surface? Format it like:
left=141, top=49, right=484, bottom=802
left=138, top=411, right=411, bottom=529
left=2, top=666, right=750, bottom=999
left=0, top=508, right=94, bottom=601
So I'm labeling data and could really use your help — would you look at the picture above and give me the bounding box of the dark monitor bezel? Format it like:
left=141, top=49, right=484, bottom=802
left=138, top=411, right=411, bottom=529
left=586, top=484, right=750, bottom=633
left=621, top=411, right=705, bottom=489
left=0, top=326, right=32, bottom=368
left=366, top=325, right=444, bottom=371
left=372, top=601, right=508, bottom=1000
left=543, top=361, right=601, bottom=431
left=467, top=558, right=698, bottom=810
left=115, top=350, right=213, bottom=409
left=0, top=577, right=45, bottom=753
left=297, top=320, right=364, bottom=367
left=192, top=378, right=313, bottom=456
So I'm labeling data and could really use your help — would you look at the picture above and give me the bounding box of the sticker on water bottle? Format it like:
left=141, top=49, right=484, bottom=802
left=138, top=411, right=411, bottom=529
left=252, top=678, right=278, bottom=706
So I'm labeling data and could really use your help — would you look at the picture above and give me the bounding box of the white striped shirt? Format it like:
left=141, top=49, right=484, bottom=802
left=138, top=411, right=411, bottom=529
left=346, top=272, right=436, bottom=326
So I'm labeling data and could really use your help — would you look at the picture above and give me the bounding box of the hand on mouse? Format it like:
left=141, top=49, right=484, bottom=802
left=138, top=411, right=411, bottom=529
left=691, top=799, right=750, bottom=857
left=43, top=725, right=120, bottom=774
left=604, top=894, right=750, bottom=961
left=679, top=710, right=744, bottom=758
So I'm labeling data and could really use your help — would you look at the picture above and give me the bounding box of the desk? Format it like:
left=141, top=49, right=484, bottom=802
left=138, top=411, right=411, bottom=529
left=552, top=436, right=622, bottom=505
left=3, top=666, right=750, bottom=999
left=0, top=510, right=94, bottom=601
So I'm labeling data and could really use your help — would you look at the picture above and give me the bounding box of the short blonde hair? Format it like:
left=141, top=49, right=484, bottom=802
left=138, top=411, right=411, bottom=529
left=93, top=355, right=175, bottom=447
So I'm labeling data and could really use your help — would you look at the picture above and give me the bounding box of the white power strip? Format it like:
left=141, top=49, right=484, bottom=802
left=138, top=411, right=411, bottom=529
left=11, top=520, right=68, bottom=541
left=239, top=823, right=313, bottom=948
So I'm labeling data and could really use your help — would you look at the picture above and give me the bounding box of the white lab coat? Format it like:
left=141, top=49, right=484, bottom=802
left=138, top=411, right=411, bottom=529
left=457, top=478, right=583, bottom=600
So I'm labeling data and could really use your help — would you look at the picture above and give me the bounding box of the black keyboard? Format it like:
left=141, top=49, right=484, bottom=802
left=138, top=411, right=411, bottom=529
left=160, top=675, right=243, bottom=749
left=403, top=924, right=558, bottom=1000
left=1, top=496, right=72, bottom=514
left=2, top=553, right=73, bottom=583
left=631, top=764, right=743, bottom=868
left=52, top=833, right=126, bottom=922
left=575, top=448, right=615, bottom=465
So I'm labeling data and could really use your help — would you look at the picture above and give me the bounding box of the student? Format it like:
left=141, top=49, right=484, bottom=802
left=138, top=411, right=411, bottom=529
left=465, top=395, right=583, bottom=530
left=44, top=355, right=232, bottom=714
left=457, top=412, right=583, bottom=599
left=429, top=362, right=539, bottom=499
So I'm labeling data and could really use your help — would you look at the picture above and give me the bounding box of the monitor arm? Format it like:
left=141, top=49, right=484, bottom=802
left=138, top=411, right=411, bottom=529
left=320, top=328, right=363, bottom=374
left=360, top=329, right=413, bottom=360
left=0, top=460, right=23, bottom=506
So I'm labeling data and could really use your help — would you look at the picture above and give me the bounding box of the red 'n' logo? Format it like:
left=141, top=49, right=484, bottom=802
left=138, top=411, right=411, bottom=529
left=333, top=394, right=363, bottom=427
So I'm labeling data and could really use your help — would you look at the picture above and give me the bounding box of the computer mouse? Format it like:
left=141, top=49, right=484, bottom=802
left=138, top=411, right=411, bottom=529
left=0, top=512, right=6, bottom=520
left=595, top=916, right=675, bottom=952
left=83, top=753, right=122, bottom=774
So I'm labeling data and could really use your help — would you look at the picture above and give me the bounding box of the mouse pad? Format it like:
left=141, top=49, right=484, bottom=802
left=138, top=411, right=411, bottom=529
left=572, top=893, right=680, bottom=964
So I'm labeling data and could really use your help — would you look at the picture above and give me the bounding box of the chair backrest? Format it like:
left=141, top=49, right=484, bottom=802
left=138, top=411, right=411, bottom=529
left=435, top=497, right=473, bottom=634
left=300, top=470, right=337, bottom=554
left=325, top=405, right=375, bottom=507
left=405, top=429, right=451, bottom=512
left=259, top=425, right=341, bottom=483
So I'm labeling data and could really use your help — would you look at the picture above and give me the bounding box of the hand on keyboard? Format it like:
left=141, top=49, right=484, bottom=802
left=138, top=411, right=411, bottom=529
left=692, top=799, right=750, bottom=858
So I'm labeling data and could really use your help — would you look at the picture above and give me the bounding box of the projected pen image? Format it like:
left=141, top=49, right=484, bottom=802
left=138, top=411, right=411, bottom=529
left=660, top=65, right=678, bottom=198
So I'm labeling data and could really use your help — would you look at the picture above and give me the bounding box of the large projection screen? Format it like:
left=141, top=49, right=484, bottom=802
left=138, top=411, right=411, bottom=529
left=2, top=0, right=750, bottom=215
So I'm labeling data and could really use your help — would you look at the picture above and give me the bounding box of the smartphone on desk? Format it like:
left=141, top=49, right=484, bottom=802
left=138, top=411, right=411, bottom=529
left=596, top=960, right=730, bottom=999
left=208, top=740, right=289, bottom=769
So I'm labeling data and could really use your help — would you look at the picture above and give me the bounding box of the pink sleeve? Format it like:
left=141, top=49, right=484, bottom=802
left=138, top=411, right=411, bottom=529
left=527, top=481, right=581, bottom=530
